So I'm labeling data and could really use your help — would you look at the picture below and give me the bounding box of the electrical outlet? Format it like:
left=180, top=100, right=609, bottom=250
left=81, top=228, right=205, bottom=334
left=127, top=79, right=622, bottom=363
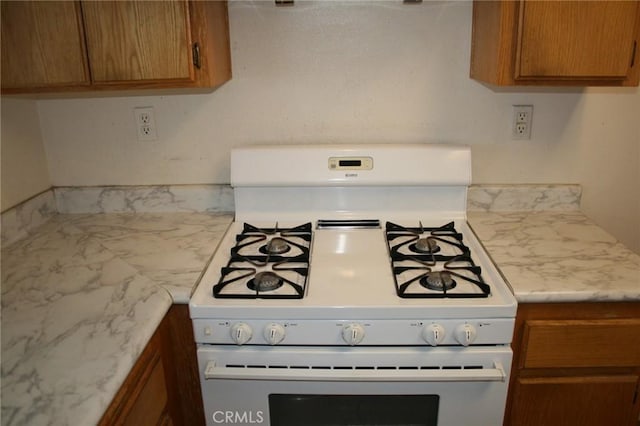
left=512, top=105, right=533, bottom=140
left=134, top=107, right=158, bottom=141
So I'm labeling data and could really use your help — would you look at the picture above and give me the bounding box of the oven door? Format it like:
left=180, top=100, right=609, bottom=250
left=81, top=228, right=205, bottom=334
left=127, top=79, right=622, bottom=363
left=197, top=346, right=512, bottom=426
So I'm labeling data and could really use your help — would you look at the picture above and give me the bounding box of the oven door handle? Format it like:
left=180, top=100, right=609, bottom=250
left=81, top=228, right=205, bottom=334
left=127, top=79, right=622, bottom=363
left=204, top=361, right=506, bottom=382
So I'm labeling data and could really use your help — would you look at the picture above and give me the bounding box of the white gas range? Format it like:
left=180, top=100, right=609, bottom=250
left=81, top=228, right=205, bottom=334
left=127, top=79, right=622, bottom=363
left=190, top=144, right=517, bottom=426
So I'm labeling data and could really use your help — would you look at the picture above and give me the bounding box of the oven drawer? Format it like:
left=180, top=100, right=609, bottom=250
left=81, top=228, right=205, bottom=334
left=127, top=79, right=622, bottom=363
left=521, top=319, right=640, bottom=368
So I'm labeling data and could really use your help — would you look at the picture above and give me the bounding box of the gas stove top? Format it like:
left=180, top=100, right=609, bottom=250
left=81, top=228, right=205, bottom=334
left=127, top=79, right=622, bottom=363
left=189, top=144, right=517, bottom=347
left=191, top=218, right=515, bottom=321
left=207, top=220, right=495, bottom=300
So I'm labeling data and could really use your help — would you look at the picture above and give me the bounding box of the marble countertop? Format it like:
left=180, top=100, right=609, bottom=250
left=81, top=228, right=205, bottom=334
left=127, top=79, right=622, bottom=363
left=468, top=211, right=640, bottom=303
left=1, top=212, right=232, bottom=426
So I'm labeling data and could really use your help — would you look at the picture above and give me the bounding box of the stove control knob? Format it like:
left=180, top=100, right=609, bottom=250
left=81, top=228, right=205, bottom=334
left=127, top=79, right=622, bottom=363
left=342, top=323, right=365, bottom=345
left=454, top=323, right=477, bottom=346
left=230, top=322, right=253, bottom=345
left=422, top=324, right=446, bottom=346
left=264, top=323, right=286, bottom=345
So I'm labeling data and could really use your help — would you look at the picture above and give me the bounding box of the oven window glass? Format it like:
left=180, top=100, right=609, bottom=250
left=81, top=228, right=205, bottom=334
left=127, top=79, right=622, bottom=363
left=269, top=394, right=438, bottom=426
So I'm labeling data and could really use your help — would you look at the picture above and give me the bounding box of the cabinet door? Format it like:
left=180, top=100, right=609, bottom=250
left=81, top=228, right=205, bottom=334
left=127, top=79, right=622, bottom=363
left=122, top=354, right=169, bottom=426
left=81, top=0, right=194, bottom=83
left=510, top=375, right=640, bottom=426
left=99, top=314, right=177, bottom=426
left=516, top=1, right=639, bottom=80
left=0, top=1, right=89, bottom=89
left=521, top=318, right=640, bottom=369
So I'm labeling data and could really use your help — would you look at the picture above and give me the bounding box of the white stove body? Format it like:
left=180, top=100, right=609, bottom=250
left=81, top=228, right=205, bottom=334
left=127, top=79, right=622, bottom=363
left=190, top=144, right=517, bottom=426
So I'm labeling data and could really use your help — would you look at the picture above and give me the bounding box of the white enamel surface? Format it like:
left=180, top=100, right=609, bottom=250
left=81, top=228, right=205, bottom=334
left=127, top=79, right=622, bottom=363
left=234, top=186, right=468, bottom=222
left=468, top=211, right=640, bottom=302
left=231, top=144, right=471, bottom=187
left=193, top=317, right=515, bottom=346
left=232, top=145, right=470, bottom=222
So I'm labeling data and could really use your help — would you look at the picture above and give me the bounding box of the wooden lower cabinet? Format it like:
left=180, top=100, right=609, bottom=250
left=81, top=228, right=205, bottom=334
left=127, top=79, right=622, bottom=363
left=511, top=375, right=639, bottom=426
left=505, top=302, right=640, bottom=426
left=99, top=305, right=205, bottom=426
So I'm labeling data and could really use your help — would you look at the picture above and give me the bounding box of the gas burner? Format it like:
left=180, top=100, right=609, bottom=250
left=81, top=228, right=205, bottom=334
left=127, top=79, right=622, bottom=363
left=385, top=221, right=468, bottom=264
left=213, top=222, right=312, bottom=299
left=420, top=271, right=456, bottom=291
left=231, top=222, right=312, bottom=264
left=411, top=237, right=440, bottom=254
left=248, top=271, right=284, bottom=292
left=259, top=237, right=291, bottom=255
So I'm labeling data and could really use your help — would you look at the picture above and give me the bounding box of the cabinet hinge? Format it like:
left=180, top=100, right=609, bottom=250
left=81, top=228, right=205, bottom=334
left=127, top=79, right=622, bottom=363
left=631, top=40, right=637, bottom=68
left=192, top=42, right=201, bottom=70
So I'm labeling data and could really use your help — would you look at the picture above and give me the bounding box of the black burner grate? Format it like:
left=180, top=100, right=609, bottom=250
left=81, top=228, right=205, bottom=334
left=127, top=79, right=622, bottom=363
left=385, top=221, right=490, bottom=298
left=213, top=222, right=312, bottom=299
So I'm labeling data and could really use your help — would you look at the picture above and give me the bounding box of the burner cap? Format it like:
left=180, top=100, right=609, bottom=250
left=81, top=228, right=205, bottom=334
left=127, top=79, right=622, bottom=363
left=260, top=237, right=291, bottom=255
left=248, top=271, right=283, bottom=292
left=420, top=271, right=456, bottom=291
left=413, top=237, right=440, bottom=254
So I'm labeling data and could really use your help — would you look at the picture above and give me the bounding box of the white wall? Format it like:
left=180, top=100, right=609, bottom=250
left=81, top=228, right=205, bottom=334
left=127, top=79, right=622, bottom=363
left=35, top=1, right=639, bottom=251
left=574, top=89, right=640, bottom=254
left=1, top=98, right=51, bottom=210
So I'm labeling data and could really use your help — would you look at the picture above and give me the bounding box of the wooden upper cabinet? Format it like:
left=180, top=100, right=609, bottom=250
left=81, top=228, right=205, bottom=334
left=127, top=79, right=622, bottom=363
left=82, top=1, right=193, bottom=83
left=0, top=0, right=231, bottom=93
left=470, top=0, right=640, bottom=86
left=516, top=1, right=638, bottom=80
left=1, top=1, right=90, bottom=89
